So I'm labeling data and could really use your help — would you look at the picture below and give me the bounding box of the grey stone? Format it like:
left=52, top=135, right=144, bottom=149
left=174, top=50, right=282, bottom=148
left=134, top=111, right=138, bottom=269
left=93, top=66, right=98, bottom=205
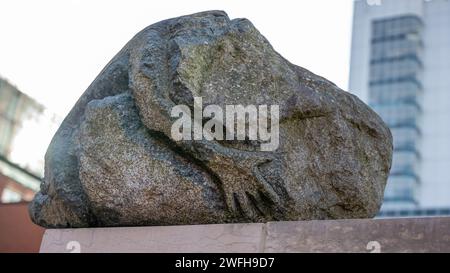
left=29, top=10, right=393, bottom=228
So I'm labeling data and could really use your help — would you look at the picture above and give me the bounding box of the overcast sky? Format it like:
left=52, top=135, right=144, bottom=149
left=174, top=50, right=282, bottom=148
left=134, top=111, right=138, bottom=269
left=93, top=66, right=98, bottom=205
left=0, top=0, right=354, bottom=117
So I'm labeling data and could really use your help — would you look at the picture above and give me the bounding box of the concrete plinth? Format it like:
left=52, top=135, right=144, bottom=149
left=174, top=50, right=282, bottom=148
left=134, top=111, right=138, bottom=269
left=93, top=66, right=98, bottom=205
left=40, top=217, right=450, bottom=253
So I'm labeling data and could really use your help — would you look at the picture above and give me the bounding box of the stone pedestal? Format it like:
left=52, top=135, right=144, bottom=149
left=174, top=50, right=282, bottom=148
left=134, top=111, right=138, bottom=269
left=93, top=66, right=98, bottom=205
left=40, top=217, right=450, bottom=253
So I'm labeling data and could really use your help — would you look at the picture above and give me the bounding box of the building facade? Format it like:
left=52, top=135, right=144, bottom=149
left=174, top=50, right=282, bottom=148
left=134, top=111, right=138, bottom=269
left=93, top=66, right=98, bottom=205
left=349, top=0, right=450, bottom=216
left=0, top=77, right=59, bottom=203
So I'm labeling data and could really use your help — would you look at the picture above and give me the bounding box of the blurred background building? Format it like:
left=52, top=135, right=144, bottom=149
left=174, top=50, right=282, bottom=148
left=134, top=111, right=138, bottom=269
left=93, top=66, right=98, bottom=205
left=0, top=77, right=60, bottom=203
left=0, top=77, right=57, bottom=252
left=350, top=0, right=450, bottom=217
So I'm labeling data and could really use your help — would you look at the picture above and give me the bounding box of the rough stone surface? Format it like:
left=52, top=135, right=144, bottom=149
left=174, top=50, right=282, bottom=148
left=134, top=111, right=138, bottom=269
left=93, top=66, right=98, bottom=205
left=29, top=10, right=393, bottom=228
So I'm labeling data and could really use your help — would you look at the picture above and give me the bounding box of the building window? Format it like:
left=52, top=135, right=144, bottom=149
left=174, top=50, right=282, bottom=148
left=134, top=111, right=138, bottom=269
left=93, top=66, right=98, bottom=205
left=1, top=188, right=22, bottom=203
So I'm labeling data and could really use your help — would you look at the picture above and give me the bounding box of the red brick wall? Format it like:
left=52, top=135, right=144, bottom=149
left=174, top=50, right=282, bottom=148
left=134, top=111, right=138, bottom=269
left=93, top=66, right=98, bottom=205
left=0, top=202, right=45, bottom=253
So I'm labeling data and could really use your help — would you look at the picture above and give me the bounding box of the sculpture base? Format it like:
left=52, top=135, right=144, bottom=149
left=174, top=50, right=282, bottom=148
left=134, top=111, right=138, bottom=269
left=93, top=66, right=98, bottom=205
left=40, top=217, right=450, bottom=253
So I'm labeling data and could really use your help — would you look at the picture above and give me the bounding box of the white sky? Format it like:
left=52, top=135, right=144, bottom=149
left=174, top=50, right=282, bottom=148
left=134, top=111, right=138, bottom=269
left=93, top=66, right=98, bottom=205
left=0, top=0, right=354, bottom=117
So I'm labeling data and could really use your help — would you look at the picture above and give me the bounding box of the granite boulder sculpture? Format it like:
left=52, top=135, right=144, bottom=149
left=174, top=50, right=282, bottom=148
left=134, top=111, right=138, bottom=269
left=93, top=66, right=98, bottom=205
left=29, top=11, right=393, bottom=228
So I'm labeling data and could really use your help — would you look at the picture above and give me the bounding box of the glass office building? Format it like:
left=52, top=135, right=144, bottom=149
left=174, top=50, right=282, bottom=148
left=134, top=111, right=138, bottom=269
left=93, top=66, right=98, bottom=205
left=349, top=0, right=450, bottom=216
left=370, top=15, right=424, bottom=209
